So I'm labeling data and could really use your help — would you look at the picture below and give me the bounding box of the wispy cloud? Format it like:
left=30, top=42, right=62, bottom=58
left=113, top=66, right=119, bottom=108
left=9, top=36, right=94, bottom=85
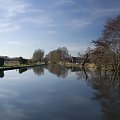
left=0, top=0, right=30, bottom=32
left=0, top=22, right=20, bottom=33
left=0, top=23, right=20, bottom=32
left=55, top=0, right=75, bottom=6
left=0, top=88, right=26, bottom=120
left=0, top=88, right=19, bottom=99
left=67, top=18, right=92, bottom=29
left=93, top=7, right=120, bottom=17
left=67, top=6, right=120, bottom=29
left=5, top=41, right=22, bottom=45
left=0, top=0, right=57, bottom=33
left=0, top=0, right=30, bottom=17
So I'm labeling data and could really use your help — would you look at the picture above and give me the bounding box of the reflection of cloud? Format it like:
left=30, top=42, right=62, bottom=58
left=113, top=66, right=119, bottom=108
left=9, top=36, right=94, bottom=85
left=0, top=104, right=26, bottom=120
left=0, top=88, right=19, bottom=99
left=0, top=88, right=25, bottom=120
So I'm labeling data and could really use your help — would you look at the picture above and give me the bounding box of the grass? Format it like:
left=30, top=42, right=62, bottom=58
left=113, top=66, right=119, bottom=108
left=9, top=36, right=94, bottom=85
left=0, top=63, right=45, bottom=71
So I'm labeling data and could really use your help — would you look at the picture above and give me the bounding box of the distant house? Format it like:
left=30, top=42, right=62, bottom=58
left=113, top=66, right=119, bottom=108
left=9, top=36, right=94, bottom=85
left=72, top=57, right=84, bottom=64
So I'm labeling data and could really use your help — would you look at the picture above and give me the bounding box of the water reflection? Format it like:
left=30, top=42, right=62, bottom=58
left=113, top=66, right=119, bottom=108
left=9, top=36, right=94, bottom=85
left=19, top=68, right=28, bottom=74
left=75, top=67, right=89, bottom=80
left=32, top=66, right=44, bottom=76
left=0, top=65, right=120, bottom=120
left=47, top=64, right=69, bottom=78
left=69, top=66, right=81, bottom=72
left=0, top=70, right=4, bottom=78
left=90, top=70, right=120, bottom=120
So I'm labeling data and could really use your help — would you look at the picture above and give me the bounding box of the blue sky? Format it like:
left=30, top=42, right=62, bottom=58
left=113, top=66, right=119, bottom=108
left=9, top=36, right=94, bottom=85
left=0, top=0, right=120, bottom=58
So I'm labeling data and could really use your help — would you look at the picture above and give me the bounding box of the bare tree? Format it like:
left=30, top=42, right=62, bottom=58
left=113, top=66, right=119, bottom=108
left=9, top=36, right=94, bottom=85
left=91, top=15, right=120, bottom=71
left=78, top=47, right=92, bottom=67
left=32, top=49, right=44, bottom=63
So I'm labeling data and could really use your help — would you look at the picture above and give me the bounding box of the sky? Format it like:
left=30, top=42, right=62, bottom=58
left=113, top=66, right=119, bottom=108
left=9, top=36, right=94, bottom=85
left=0, top=0, right=120, bottom=58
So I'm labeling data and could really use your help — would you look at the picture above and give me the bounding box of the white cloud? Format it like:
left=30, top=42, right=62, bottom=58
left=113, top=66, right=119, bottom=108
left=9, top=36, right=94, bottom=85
left=55, top=0, right=75, bottom=6
left=47, top=30, right=56, bottom=34
left=93, top=7, right=120, bottom=17
left=5, top=41, right=22, bottom=45
left=0, top=0, right=30, bottom=33
left=67, top=18, right=92, bottom=29
left=67, top=6, right=120, bottom=29
left=0, top=23, right=20, bottom=32
left=17, top=8, right=57, bottom=28
left=0, top=0, right=30, bottom=17
left=0, top=0, right=57, bottom=33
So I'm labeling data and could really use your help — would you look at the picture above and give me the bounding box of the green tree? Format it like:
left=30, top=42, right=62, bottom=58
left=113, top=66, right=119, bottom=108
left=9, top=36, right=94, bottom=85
left=32, top=49, right=44, bottom=63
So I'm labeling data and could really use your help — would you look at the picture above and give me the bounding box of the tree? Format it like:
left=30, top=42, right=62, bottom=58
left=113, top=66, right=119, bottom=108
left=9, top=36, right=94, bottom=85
left=49, top=47, right=70, bottom=63
left=78, top=47, right=92, bottom=67
left=19, top=57, right=27, bottom=64
left=58, top=47, right=69, bottom=60
left=0, top=57, right=4, bottom=67
left=49, top=49, right=61, bottom=63
left=91, top=15, right=120, bottom=70
left=32, top=49, right=44, bottom=63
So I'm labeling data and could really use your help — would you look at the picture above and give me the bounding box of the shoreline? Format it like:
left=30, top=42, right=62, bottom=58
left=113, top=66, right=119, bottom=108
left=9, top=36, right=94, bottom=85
left=0, top=63, right=45, bottom=71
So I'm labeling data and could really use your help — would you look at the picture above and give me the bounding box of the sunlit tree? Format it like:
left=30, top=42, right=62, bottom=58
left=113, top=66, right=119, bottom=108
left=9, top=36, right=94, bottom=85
left=32, top=49, right=44, bottom=63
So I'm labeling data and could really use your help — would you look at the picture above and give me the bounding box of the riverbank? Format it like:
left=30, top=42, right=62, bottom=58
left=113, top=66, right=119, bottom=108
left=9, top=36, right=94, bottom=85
left=62, top=63, right=96, bottom=70
left=0, top=63, right=45, bottom=71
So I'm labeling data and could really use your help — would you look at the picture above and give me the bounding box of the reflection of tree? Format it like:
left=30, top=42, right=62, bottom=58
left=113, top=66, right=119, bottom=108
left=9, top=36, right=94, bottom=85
left=90, top=70, right=120, bottom=120
left=69, top=66, right=81, bottom=72
left=33, top=66, right=44, bottom=76
left=19, top=68, right=28, bottom=74
left=48, top=64, right=68, bottom=78
left=75, top=67, right=89, bottom=80
left=0, top=70, right=4, bottom=78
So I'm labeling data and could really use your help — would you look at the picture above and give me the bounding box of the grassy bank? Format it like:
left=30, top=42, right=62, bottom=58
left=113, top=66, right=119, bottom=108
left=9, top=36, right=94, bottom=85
left=0, top=63, right=45, bottom=71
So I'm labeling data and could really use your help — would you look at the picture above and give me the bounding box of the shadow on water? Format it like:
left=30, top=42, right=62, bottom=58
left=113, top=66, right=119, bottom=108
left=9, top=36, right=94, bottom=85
left=89, top=70, right=120, bottom=120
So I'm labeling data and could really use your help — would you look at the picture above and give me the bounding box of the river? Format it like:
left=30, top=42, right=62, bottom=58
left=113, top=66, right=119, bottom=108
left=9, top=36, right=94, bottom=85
left=0, top=65, right=119, bottom=120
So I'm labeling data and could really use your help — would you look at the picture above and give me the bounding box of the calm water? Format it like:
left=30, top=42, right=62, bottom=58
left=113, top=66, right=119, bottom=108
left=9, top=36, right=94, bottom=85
left=0, top=65, right=119, bottom=120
